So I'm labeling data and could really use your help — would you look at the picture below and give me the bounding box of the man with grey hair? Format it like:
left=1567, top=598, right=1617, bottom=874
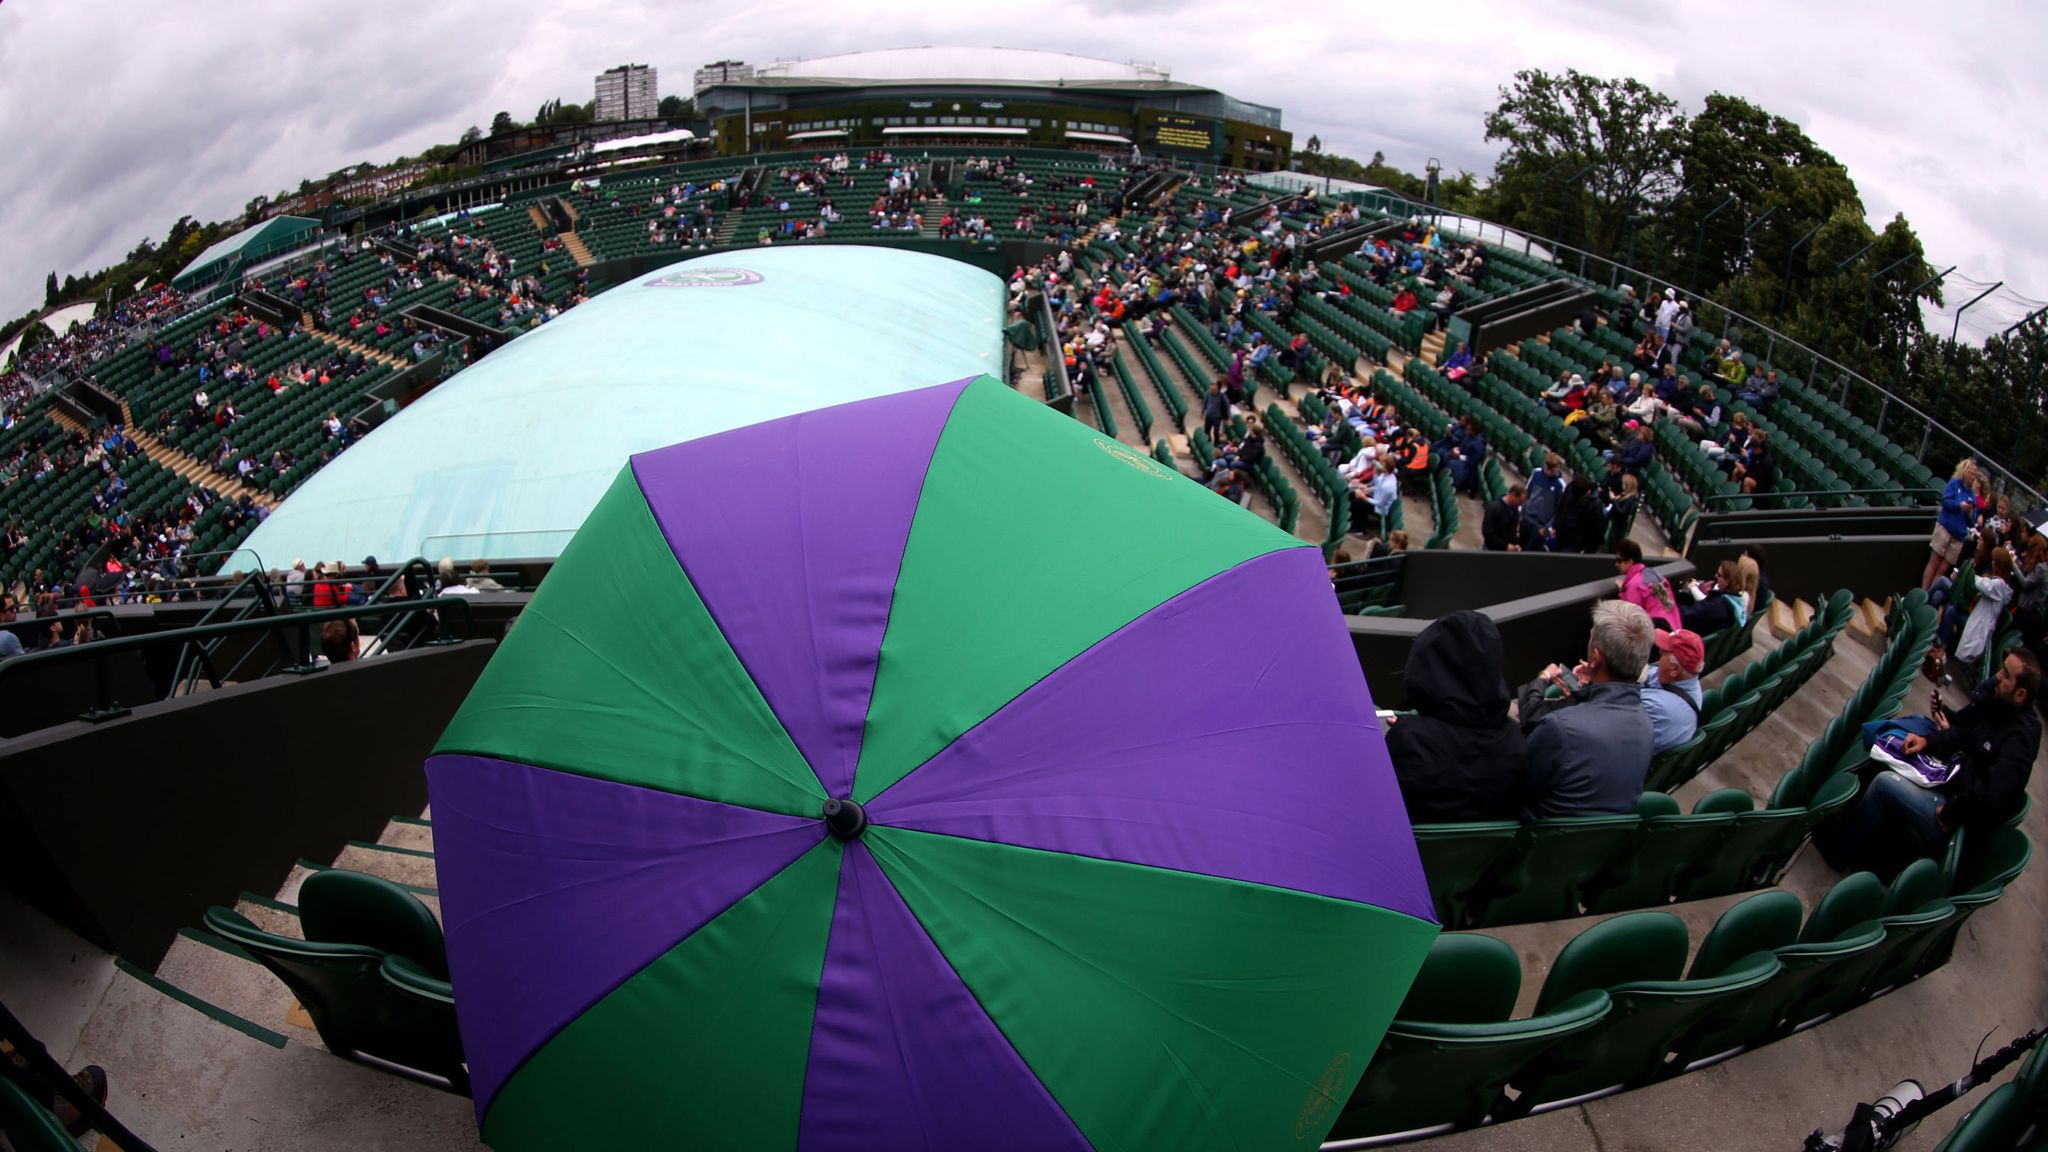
left=1519, top=600, right=1657, bottom=820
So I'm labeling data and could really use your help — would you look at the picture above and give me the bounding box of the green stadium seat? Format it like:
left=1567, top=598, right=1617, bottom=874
left=1506, top=912, right=1778, bottom=1112
left=1413, top=821, right=1522, bottom=929
left=203, top=871, right=467, bottom=1092
left=1584, top=798, right=1740, bottom=914
left=1915, top=828, right=2033, bottom=975
left=1930, top=1083, right=2023, bottom=1152
left=1859, top=859, right=1961, bottom=997
left=1672, top=800, right=1807, bottom=901
left=0, top=1075, right=85, bottom=1152
left=1472, top=813, right=1642, bottom=926
left=1333, top=934, right=1611, bottom=1142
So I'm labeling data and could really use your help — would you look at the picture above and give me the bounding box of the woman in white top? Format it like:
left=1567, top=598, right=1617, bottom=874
left=1626, top=382, right=1668, bottom=424
left=1956, top=545, right=2017, bottom=667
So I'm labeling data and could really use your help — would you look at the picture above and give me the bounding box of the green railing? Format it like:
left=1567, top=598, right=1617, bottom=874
left=1701, top=487, right=1943, bottom=508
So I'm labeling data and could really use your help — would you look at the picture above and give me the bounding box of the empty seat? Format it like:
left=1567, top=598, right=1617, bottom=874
left=203, top=870, right=468, bottom=1092
left=1333, top=933, right=1611, bottom=1142
left=1504, top=911, right=1779, bottom=1113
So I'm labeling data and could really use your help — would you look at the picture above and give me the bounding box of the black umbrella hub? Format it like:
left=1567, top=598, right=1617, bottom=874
left=822, top=797, right=868, bottom=840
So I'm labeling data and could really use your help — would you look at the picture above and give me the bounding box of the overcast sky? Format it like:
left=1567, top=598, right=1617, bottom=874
left=2, top=0, right=2043, bottom=339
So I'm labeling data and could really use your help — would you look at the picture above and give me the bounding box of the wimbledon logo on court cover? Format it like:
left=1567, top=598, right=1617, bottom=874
left=643, top=268, right=765, bottom=288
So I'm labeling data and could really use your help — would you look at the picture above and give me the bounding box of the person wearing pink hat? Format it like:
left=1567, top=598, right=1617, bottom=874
left=1643, top=628, right=1706, bottom=753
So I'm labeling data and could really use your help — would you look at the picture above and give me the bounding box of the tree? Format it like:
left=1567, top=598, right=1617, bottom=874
left=460, top=124, right=483, bottom=145
left=1483, top=68, right=1687, bottom=255
left=44, top=272, right=58, bottom=307
left=657, top=95, right=692, bottom=122
left=490, top=110, right=517, bottom=136
left=243, top=194, right=270, bottom=225
left=1305, top=134, right=1321, bottom=155
left=1659, top=94, right=1861, bottom=296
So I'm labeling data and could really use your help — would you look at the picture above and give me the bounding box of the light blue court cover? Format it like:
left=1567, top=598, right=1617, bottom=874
left=236, top=246, right=1006, bottom=567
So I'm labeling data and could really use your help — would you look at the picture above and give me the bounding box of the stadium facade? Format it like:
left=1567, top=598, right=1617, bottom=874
left=696, top=47, right=1291, bottom=170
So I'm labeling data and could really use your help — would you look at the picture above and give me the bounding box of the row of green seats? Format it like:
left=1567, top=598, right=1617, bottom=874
left=1415, top=773, right=1852, bottom=932
left=1123, top=330, right=1188, bottom=431
left=1336, top=847, right=2029, bottom=1142
left=1647, top=590, right=1848, bottom=794
left=1107, top=351, right=1154, bottom=444
left=1260, top=404, right=1348, bottom=556
left=1425, top=465, right=1459, bottom=550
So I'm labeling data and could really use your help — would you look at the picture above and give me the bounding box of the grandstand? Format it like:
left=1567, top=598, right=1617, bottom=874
left=1, top=102, right=2043, bottom=1152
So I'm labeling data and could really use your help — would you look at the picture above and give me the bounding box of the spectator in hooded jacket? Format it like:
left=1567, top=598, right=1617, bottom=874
left=1384, top=610, right=1527, bottom=823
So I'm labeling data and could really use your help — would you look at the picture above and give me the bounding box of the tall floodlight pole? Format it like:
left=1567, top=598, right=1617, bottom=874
left=1690, top=195, right=1740, bottom=292
left=1776, top=222, right=1826, bottom=327
left=1928, top=280, right=2003, bottom=459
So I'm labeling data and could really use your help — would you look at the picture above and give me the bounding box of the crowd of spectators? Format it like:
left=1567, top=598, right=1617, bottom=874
left=142, top=306, right=370, bottom=484
left=585, top=176, right=723, bottom=250
left=1, top=285, right=189, bottom=392
left=1921, top=456, right=2048, bottom=686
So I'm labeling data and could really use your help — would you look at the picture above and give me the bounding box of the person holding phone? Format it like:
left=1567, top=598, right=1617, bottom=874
left=1516, top=601, right=1658, bottom=820
left=1822, top=648, right=2041, bottom=880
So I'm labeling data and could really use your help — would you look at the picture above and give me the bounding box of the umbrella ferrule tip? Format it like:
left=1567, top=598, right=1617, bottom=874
left=822, top=797, right=869, bottom=840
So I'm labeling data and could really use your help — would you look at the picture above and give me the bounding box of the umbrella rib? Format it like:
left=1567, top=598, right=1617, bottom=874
left=861, top=548, right=1311, bottom=809
left=475, top=599, right=822, bottom=799
left=872, top=841, right=1349, bottom=1098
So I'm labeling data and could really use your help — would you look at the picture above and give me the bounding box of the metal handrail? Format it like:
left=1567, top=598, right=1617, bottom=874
left=1702, top=486, right=1943, bottom=508
left=169, top=567, right=285, bottom=692
left=0, top=595, right=478, bottom=724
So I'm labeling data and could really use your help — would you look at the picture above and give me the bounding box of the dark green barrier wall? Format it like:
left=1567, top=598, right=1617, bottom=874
left=0, top=640, right=494, bottom=967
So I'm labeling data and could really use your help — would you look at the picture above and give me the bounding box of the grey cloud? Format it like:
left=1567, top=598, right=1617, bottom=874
left=2, top=0, right=2045, bottom=330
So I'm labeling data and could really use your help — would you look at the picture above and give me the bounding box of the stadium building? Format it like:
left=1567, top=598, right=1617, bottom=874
left=696, top=47, right=1291, bottom=170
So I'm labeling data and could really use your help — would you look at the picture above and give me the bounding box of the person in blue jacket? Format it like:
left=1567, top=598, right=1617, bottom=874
left=1923, top=458, right=1980, bottom=594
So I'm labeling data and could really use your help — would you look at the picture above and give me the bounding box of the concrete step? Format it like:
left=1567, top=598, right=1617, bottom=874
left=1768, top=596, right=1800, bottom=640
left=1849, top=597, right=1890, bottom=653
left=330, top=843, right=438, bottom=892
left=376, top=815, right=433, bottom=854
left=233, top=891, right=303, bottom=939
left=153, top=929, right=322, bottom=1049
left=68, top=965, right=484, bottom=1151
left=277, top=859, right=443, bottom=923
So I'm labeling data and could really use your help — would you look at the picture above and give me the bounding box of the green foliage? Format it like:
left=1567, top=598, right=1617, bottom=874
left=1294, top=149, right=1483, bottom=215
left=1468, top=74, right=2019, bottom=482
left=1482, top=68, right=1687, bottom=254
left=657, top=95, right=692, bottom=122
left=533, top=98, right=594, bottom=128
left=490, top=110, right=517, bottom=135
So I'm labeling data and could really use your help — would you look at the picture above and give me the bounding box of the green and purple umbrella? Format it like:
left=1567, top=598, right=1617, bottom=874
left=425, top=375, right=1436, bottom=1151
